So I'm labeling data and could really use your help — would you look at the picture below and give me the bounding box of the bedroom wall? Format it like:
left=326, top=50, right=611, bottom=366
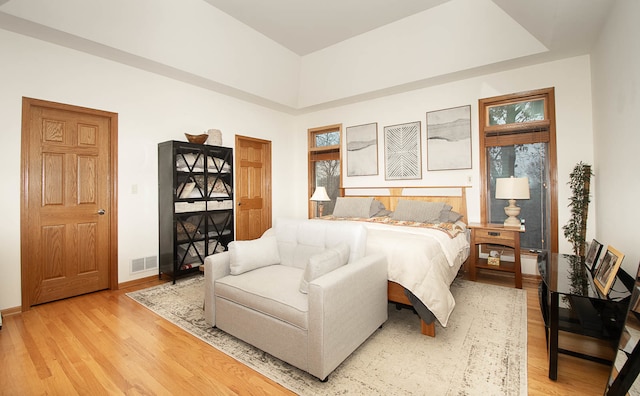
left=590, top=0, right=640, bottom=276
left=0, top=0, right=301, bottom=109
left=294, top=55, right=596, bottom=276
left=0, top=29, right=298, bottom=311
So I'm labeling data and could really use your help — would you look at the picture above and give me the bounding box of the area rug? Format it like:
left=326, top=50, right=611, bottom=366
left=127, top=276, right=527, bottom=395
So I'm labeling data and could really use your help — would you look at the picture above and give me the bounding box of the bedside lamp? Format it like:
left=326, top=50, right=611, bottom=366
left=495, top=177, right=530, bottom=227
left=310, top=187, right=331, bottom=217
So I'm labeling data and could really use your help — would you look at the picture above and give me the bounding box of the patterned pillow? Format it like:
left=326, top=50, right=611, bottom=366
left=191, top=176, right=231, bottom=196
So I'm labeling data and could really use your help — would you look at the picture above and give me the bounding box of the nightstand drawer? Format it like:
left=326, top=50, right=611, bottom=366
left=474, top=228, right=516, bottom=242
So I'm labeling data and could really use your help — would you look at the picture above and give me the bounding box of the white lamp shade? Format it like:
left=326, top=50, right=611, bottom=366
left=495, top=177, right=530, bottom=200
left=310, top=187, right=331, bottom=202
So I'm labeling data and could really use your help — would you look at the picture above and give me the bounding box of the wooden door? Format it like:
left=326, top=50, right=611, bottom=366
left=235, top=135, right=272, bottom=240
left=21, top=98, right=118, bottom=310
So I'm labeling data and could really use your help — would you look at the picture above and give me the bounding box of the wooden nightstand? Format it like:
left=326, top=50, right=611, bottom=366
left=468, top=223, right=524, bottom=289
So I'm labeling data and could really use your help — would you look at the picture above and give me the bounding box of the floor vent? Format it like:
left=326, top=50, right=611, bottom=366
left=132, top=256, right=158, bottom=273
left=145, top=256, right=157, bottom=270
left=131, top=258, right=145, bottom=273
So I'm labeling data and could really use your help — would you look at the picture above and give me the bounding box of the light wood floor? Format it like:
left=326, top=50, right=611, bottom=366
left=0, top=273, right=612, bottom=395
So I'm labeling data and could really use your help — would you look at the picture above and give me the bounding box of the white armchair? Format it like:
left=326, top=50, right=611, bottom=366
left=204, top=218, right=388, bottom=381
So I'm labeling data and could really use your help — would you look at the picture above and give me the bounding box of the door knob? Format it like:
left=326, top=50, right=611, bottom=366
left=98, top=209, right=106, bottom=215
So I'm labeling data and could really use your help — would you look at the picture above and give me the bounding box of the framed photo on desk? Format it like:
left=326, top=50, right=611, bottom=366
left=585, top=239, right=604, bottom=273
left=594, top=246, right=625, bottom=296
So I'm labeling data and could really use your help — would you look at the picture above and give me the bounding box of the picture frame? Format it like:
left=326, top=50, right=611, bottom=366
left=426, top=105, right=472, bottom=171
left=384, top=121, right=422, bottom=180
left=594, top=245, right=625, bottom=296
left=346, top=122, right=378, bottom=176
left=585, top=239, right=604, bottom=273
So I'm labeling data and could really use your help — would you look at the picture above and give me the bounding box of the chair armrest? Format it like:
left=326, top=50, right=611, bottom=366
left=204, top=252, right=231, bottom=326
left=307, top=252, right=388, bottom=379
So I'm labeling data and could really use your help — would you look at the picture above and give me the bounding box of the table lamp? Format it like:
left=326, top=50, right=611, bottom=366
left=495, top=177, right=530, bottom=227
left=310, top=186, right=331, bottom=217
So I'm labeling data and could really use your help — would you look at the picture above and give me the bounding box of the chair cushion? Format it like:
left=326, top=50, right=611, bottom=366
left=299, top=243, right=350, bottom=294
left=273, top=218, right=367, bottom=269
left=228, top=235, right=281, bottom=275
left=215, top=265, right=309, bottom=330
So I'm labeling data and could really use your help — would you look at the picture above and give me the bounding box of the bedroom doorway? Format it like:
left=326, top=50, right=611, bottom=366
left=235, top=135, right=272, bottom=240
left=20, top=97, right=118, bottom=311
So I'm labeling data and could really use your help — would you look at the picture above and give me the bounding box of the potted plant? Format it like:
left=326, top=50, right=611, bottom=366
left=563, top=162, right=592, bottom=257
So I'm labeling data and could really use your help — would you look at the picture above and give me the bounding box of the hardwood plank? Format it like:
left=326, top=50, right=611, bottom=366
left=0, top=274, right=614, bottom=395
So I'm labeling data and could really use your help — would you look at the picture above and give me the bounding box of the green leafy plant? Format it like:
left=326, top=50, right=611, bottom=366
left=563, top=162, right=592, bottom=257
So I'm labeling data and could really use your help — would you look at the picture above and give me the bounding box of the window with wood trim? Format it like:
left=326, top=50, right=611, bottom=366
left=308, top=124, right=341, bottom=218
left=479, top=88, right=558, bottom=252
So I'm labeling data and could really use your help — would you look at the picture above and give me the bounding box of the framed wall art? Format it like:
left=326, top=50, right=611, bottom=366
left=426, top=105, right=472, bottom=171
left=594, top=245, right=625, bottom=296
left=384, top=121, right=421, bottom=180
left=346, top=122, right=378, bottom=176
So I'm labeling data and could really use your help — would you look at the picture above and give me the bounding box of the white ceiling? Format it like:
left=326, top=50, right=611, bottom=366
left=202, top=0, right=450, bottom=55
left=0, top=0, right=616, bottom=111
left=203, top=0, right=614, bottom=56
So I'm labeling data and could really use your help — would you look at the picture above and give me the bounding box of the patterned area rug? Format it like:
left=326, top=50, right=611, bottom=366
left=127, top=276, right=527, bottom=395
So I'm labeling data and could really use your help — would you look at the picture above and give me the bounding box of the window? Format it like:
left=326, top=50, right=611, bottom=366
left=479, top=88, right=558, bottom=252
left=308, top=124, right=341, bottom=218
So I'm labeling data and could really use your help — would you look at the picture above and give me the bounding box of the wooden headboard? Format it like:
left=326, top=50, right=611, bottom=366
left=341, top=186, right=468, bottom=223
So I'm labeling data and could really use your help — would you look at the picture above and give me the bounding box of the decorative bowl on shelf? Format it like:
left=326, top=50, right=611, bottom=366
left=185, top=133, right=208, bottom=144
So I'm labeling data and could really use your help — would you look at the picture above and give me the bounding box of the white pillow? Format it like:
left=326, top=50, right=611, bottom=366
left=299, top=243, right=350, bottom=294
left=229, top=236, right=281, bottom=275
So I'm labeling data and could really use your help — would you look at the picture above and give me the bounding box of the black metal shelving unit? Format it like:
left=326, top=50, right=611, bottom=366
left=158, top=140, right=234, bottom=282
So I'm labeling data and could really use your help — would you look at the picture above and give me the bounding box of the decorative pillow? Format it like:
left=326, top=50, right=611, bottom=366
left=191, top=175, right=231, bottom=196
left=178, top=182, right=197, bottom=199
left=207, top=156, right=231, bottom=172
left=176, top=223, right=199, bottom=243
left=210, top=179, right=231, bottom=195
left=374, top=209, right=392, bottom=217
left=229, top=236, right=281, bottom=275
left=332, top=197, right=374, bottom=218
left=332, top=242, right=350, bottom=266
left=299, top=243, right=350, bottom=294
left=369, top=199, right=387, bottom=217
left=176, top=154, right=230, bottom=172
left=391, top=200, right=446, bottom=223
left=176, top=153, right=205, bottom=170
left=440, top=210, right=463, bottom=223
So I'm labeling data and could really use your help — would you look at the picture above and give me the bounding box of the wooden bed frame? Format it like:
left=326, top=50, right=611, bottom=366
left=341, top=186, right=469, bottom=337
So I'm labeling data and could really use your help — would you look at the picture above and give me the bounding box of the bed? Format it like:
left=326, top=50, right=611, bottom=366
left=318, top=186, right=470, bottom=337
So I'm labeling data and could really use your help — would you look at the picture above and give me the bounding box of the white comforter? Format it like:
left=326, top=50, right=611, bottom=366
left=323, top=220, right=469, bottom=326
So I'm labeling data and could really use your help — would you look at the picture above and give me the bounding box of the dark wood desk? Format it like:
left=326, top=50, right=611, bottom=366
left=538, top=252, right=631, bottom=380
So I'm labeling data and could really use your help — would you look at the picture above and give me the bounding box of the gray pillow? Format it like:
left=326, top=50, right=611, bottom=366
left=391, top=200, right=446, bottom=223
left=332, top=197, right=374, bottom=218
left=375, top=209, right=392, bottom=217
left=370, top=199, right=387, bottom=217
left=439, top=210, right=463, bottom=223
